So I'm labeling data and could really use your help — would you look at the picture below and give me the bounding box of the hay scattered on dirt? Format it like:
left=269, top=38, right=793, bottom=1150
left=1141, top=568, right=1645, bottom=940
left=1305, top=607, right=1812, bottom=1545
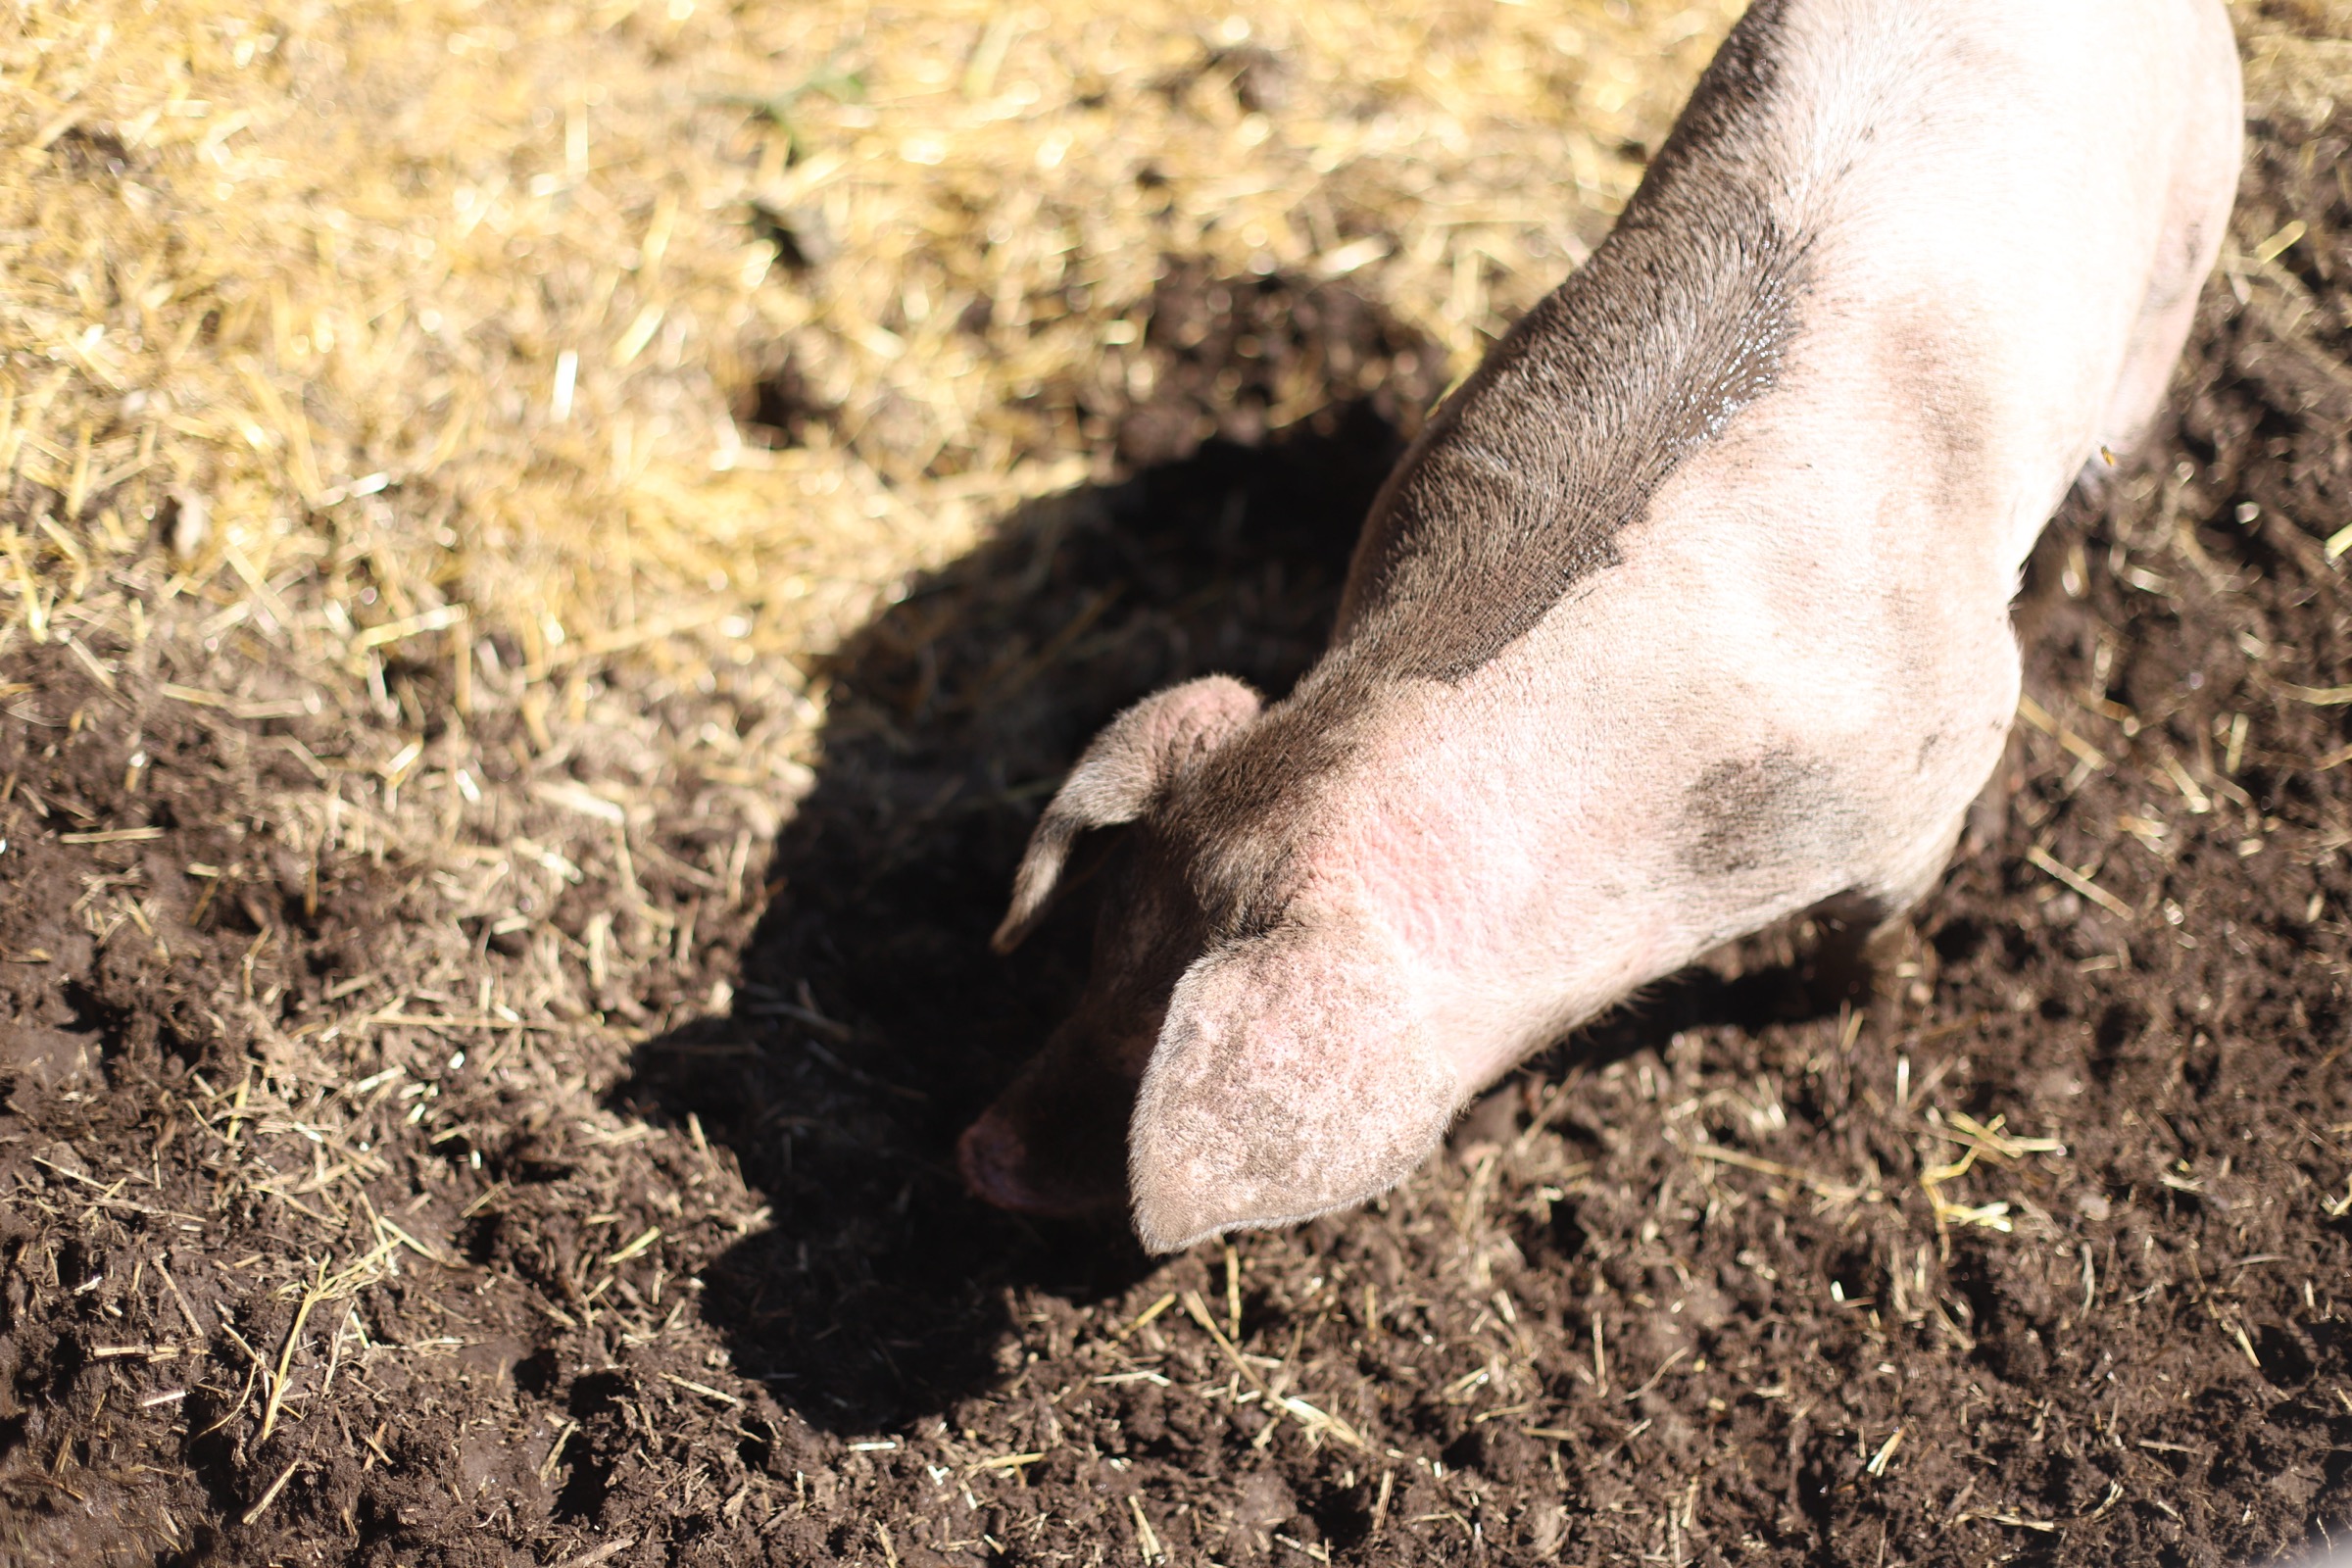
left=1, top=0, right=1732, bottom=697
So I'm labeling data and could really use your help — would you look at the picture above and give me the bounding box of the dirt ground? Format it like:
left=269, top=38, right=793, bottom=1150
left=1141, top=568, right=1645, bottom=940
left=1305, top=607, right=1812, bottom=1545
left=7, top=24, right=2352, bottom=1568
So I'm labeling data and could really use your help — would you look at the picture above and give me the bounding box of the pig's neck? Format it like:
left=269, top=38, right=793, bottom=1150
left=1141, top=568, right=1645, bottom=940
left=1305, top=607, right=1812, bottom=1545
left=1298, top=658, right=1702, bottom=1092
left=1300, top=438, right=2013, bottom=1094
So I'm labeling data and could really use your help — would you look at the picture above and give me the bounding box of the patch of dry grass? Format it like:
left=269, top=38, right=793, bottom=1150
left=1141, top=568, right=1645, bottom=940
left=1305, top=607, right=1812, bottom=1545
left=1, top=0, right=1739, bottom=710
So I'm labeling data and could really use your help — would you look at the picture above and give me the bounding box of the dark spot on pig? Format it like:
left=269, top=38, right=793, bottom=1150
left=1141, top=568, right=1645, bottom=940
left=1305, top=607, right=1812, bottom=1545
left=1163, top=693, right=1364, bottom=942
left=1678, top=751, right=1845, bottom=879
left=1333, top=0, right=1807, bottom=681
left=1874, top=297, right=2000, bottom=526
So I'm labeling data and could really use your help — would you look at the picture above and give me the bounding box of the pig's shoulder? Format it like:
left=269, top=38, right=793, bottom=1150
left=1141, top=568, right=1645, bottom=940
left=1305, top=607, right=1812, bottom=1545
left=1334, top=2, right=1818, bottom=683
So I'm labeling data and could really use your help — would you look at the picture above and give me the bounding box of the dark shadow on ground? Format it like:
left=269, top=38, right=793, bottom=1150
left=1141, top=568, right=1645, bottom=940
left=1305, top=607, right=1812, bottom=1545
left=608, top=269, right=1833, bottom=1436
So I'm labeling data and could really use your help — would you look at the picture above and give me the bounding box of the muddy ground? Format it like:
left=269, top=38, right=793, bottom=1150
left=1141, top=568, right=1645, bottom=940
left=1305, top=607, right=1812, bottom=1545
left=5, top=55, right=2352, bottom=1568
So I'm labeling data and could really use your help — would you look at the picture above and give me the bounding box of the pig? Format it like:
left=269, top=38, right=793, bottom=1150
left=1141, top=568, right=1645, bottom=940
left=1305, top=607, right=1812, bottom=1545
left=959, top=0, right=2243, bottom=1252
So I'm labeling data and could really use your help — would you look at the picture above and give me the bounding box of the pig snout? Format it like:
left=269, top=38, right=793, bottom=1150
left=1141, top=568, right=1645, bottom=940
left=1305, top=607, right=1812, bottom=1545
left=965, top=675, right=1265, bottom=1226
left=956, top=1108, right=1074, bottom=1215
left=956, top=1102, right=1125, bottom=1218
left=956, top=1017, right=1152, bottom=1219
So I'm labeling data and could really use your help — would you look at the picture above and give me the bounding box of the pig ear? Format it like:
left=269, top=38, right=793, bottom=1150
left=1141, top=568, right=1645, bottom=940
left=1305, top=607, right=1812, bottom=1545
left=991, top=675, right=1261, bottom=955
left=1127, top=924, right=1461, bottom=1252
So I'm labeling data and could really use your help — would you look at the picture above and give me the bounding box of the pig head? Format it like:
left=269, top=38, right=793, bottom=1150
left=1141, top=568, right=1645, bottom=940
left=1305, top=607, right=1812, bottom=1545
left=958, top=674, right=1459, bottom=1252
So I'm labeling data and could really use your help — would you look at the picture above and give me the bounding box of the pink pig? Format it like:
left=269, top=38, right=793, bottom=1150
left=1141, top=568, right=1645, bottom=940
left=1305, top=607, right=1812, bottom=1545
left=961, top=0, right=2243, bottom=1251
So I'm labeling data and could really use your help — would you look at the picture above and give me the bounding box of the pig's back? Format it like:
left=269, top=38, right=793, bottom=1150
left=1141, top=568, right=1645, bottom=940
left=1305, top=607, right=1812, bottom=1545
left=1333, top=0, right=2239, bottom=685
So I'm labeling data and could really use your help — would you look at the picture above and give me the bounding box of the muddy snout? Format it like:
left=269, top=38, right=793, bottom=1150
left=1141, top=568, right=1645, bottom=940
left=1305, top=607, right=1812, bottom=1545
left=956, top=1106, right=1065, bottom=1214
left=956, top=1029, right=1144, bottom=1220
